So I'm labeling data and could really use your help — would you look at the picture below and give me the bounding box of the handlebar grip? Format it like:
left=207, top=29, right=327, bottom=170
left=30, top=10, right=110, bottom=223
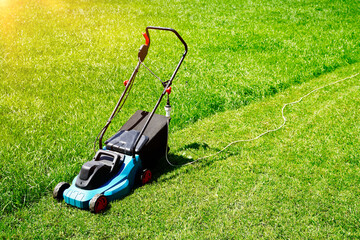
left=142, top=32, right=150, bottom=46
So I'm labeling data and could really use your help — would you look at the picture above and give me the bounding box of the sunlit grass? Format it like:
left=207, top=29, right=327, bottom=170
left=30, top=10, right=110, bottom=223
left=1, top=64, right=359, bottom=239
left=0, top=0, right=360, bottom=238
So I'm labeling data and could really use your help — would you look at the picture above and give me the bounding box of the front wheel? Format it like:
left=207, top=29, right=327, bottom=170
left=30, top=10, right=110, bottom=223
left=53, top=182, right=70, bottom=201
left=89, top=194, right=108, bottom=213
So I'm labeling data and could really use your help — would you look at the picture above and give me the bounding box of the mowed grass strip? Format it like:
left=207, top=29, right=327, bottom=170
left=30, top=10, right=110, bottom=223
left=0, top=64, right=359, bottom=239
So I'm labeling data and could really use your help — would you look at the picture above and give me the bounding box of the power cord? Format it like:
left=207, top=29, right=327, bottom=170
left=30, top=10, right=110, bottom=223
left=165, top=72, right=359, bottom=167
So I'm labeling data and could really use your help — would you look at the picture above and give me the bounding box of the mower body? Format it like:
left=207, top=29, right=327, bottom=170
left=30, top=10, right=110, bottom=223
left=54, top=27, right=188, bottom=212
left=63, top=153, right=141, bottom=209
left=62, top=110, right=168, bottom=210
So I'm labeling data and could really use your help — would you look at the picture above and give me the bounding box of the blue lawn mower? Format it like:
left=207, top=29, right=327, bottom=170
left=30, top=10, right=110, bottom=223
left=53, top=27, right=188, bottom=213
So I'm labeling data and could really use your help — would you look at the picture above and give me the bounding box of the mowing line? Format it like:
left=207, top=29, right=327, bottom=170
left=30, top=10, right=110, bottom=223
left=166, top=72, right=360, bottom=167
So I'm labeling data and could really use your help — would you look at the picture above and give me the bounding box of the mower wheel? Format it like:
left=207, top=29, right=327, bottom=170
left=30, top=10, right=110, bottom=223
left=141, top=169, right=152, bottom=185
left=89, top=194, right=108, bottom=213
left=53, top=182, right=70, bottom=201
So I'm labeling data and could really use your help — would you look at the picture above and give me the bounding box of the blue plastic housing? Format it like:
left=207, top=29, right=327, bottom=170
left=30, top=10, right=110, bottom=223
left=63, top=154, right=142, bottom=209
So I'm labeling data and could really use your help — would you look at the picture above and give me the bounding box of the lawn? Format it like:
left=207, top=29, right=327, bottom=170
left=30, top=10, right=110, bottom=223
left=0, top=0, right=359, bottom=238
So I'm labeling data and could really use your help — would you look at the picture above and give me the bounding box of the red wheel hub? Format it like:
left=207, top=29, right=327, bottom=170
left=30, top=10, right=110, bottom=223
left=142, top=170, right=152, bottom=185
left=94, top=195, right=108, bottom=213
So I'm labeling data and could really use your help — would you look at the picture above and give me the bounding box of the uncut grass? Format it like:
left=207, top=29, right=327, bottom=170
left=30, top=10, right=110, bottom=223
left=1, top=0, right=360, bottom=214
left=1, top=65, right=359, bottom=238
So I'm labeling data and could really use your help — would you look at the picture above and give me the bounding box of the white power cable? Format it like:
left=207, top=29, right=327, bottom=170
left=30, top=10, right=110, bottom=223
left=165, top=72, right=359, bottom=167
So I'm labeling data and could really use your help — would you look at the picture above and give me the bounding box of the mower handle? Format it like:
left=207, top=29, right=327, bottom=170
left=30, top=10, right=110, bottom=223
left=139, top=26, right=188, bottom=63
left=130, top=27, right=188, bottom=157
left=99, top=27, right=188, bottom=156
left=145, top=26, right=188, bottom=54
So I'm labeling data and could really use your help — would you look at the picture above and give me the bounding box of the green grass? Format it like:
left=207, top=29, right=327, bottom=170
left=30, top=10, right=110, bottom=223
left=1, top=0, right=360, bottom=238
left=1, top=63, right=359, bottom=239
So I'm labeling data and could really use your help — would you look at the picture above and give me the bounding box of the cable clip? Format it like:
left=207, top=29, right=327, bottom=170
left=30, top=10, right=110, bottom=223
left=166, top=86, right=172, bottom=94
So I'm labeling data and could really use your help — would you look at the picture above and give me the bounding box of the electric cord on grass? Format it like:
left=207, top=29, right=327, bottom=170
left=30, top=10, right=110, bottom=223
left=165, top=72, right=360, bottom=167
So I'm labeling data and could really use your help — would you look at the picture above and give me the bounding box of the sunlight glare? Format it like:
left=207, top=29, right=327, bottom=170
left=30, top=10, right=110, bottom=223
left=0, top=0, right=9, bottom=7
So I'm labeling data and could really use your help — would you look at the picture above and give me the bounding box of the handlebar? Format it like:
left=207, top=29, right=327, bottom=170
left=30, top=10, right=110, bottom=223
left=145, top=26, right=188, bottom=55
left=99, top=27, right=188, bottom=152
left=131, top=27, right=188, bottom=157
left=138, top=26, right=188, bottom=62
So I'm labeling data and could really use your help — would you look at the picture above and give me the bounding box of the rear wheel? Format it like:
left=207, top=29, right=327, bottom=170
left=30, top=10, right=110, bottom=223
left=53, top=182, right=70, bottom=201
left=141, top=169, right=152, bottom=185
left=89, top=194, right=108, bottom=213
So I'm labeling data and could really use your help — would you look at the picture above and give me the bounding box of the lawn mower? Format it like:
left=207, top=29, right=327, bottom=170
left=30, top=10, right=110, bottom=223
left=53, top=26, right=188, bottom=213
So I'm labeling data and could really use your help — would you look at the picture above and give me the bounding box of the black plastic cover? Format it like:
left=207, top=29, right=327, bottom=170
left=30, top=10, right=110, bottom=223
left=108, top=110, right=168, bottom=168
left=105, top=130, right=149, bottom=155
left=75, top=150, right=123, bottom=190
